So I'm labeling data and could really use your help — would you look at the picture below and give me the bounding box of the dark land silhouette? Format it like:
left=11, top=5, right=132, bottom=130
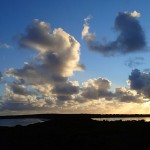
left=1, top=114, right=150, bottom=150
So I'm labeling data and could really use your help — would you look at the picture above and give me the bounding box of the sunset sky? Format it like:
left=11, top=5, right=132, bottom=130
left=1, top=0, right=150, bottom=115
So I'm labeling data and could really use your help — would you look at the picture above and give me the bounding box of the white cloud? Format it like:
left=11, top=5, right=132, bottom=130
left=7, top=19, right=84, bottom=86
left=0, top=18, right=150, bottom=114
left=2, top=19, right=83, bottom=112
left=0, top=43, right=11, bottom=49
left=82, top=17, right=95, bottom=41
left=80, top=78, right=113, bottom=100
left=130, top=10, right=141, bottom=18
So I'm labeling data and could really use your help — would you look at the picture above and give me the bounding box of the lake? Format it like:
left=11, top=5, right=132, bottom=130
left=0, top=118, right=47, bottom=127
left=92, top=117, right=150, bottom=122
left=1, top=117, right=150, bottom=127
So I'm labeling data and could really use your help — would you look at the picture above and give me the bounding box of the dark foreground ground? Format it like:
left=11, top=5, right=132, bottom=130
left=1, top=117, right=150, bottom=150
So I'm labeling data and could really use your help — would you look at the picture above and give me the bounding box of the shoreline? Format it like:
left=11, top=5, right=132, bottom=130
left=0, top=117, right=150, bottom=149
left=1, top=113, right=150, bottom=119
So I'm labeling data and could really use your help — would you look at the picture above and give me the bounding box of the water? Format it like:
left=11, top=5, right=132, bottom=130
left=1, top=117, right=150, bottom=127
left=92, top=117, right=150, bottom=122
left=0, top=118, right=47, bottom=127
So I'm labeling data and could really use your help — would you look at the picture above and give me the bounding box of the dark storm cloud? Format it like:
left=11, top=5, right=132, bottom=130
left=82, top=11, right=146, bottom=56
left=125, top=57, right=144, bottom=68
left=129, top=69, right=150, bottom=98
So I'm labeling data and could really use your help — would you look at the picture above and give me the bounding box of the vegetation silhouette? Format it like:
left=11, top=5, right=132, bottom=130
left=0, top=115, right=150, bottom=150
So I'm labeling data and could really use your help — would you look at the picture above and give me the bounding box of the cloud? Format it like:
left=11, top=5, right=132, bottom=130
left=0, top=43, right=11, bottom=49
left=0, top=19, right=149, bottom=114
left=78, top=77, right=143, bottom=103
left=4, top=84, right=33, bottom=102
left=0, top=84, right=55, bottom=111
left=0, top=72, right=2, bottom=81
left=8, top=82, right=31, bottom=96
left=81, top=78, right=113, bottom=100
left=125, top=57, right=144, bottom=68
left=115, top=87, right=143, bottom=103
left=82, top=11, right=146, bottom=56
left=6, top=62, right=67, bottom=85
left=2, top=19, right=84, bottom=112
left=31, top=84, right=53, bottom=97
left=0, top=98, right=49, bottom=111
left=1, top=73, right=149, bottom=113
left=53, top=81, right=79, bottom=95
left=129, top=69, right=150, bottom=98
left=82, top=16, right=95, bottom=41
left=143, top=68, right=150, bottom=73
left=6, top=19, right=84, bottom=84
left=130, top=10, right=141, bottom=17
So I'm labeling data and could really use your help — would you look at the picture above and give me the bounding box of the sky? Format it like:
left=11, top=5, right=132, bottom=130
left=1, top=0, right=150, bottom=115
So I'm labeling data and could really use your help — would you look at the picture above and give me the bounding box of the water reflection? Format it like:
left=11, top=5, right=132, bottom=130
left=0, top=118, right=47, bottom=127
left=92, top=117, right=150, bottom=122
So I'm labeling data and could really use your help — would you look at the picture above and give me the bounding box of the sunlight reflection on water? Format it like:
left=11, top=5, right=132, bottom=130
left=92, top=117, right=150, bottom=122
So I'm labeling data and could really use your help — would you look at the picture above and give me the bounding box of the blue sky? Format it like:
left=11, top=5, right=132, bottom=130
left=1, top=0, right=150, bottom=114
left=0, top=0, right=149, bottom=82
